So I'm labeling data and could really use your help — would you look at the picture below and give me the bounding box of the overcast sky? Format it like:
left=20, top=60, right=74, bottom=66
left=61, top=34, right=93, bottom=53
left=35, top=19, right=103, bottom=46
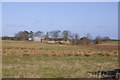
left=2, top=2, right=118, bottom=39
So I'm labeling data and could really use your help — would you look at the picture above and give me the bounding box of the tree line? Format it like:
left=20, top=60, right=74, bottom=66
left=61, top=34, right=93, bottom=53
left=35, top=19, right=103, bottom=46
left=2, top=30, right=111, bottom=45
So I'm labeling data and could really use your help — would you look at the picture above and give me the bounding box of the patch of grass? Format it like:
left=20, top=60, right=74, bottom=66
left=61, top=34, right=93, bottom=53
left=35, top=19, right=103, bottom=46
left=99, top=41, right=118, bottom=45
left=3, top=54, right=118, bottom=78
left=2, top=40, right=118, bottom=56
left=2, top=40, right=118, bottom=78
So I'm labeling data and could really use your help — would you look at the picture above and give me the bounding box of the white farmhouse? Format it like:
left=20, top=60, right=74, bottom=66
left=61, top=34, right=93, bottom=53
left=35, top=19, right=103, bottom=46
left=33, top=37, right=41, bottom=42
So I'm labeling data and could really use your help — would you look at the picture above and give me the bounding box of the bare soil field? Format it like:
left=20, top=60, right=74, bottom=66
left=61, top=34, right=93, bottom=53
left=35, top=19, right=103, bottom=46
left=2, top=40, right=119, bottom=78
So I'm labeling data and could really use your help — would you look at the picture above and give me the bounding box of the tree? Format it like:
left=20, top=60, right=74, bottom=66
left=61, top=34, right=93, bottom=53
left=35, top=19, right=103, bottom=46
left=29, top=31, right=33, bottom=38
left=45, top=32, right=49, bottom=38
left=94, top=36, right=103, bottom=44
left=86, top=33, right=92, bottom=40
left=62, top=30, right=71, bottom=41
left=33, top=31, right=43, bottom=37
left=69, top=33, right=75, bottom=44
left=49, top=30, right=61, bottom=38
left=103, top=36, right=110, bottom=41
left=69, top=33, right=80, bottom=44
left=74, top=34, right=80, bottom=44
left=14, top=31, right=30, bottom=40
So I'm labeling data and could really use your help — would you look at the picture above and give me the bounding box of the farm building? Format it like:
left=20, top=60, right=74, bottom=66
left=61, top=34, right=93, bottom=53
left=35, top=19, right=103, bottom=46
left=31, top=37, right=71, bottom=44
left=42, top=38, right=70, bottom=44
left=79, top=37, right=93, bottom=44
left=33, top=37, right=42, bottom=42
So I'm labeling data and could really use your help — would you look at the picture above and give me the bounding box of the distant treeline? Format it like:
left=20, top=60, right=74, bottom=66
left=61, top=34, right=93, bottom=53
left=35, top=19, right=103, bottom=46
left=2, top=37, right=24, bottom=40
left=2, top=30, right=111, bottom=45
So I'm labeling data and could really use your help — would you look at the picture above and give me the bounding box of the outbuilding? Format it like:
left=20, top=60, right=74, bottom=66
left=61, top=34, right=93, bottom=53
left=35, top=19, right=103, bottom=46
left=33, top=37, right=42, bottom=42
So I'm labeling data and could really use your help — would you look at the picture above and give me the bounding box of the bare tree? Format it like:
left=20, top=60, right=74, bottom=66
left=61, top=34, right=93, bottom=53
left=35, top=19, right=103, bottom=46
left=103, top=36, right=110, bottom=41
left=94, top=36, right=103, bottom=44
left=62, top=30, right=71, bottom=41
left=69, top=33, right=80, bottom=44
left=45, top=32, right=49, bottom=38
left=86, top=33, right=92, bottom=40
left=15, top=30, right=29, bottom=40
left=69, top=33, right=75, bottom=44
left=49, top=30, right=61, bottom=38
left=33, top=31, right=43, bottom=37
left=74, top=34, right=80, bottom=44
left=29, top=31, right=33, bottom=38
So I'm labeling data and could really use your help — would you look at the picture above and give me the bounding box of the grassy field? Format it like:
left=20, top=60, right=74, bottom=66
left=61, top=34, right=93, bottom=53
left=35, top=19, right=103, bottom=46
left=99, top=41, right=118, bottom=45
left=2, top=40, right=118, bottom=78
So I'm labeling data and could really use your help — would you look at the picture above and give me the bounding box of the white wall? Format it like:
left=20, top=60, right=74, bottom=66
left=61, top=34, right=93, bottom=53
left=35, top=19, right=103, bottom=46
left=33, top=37, right=41, bottom=42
